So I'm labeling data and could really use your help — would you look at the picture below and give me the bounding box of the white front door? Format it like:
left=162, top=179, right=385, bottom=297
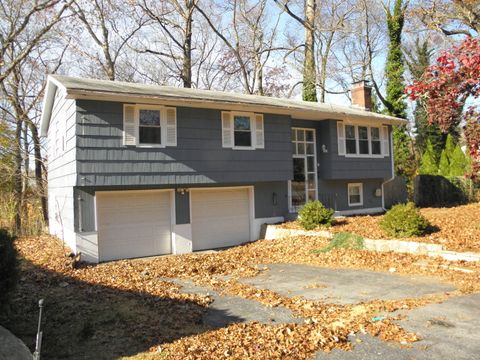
left=191, top=188, right=251, bottom=251
left=96, top=190, right=172, bottom=261
left=289, top=128, right=318, bottom=212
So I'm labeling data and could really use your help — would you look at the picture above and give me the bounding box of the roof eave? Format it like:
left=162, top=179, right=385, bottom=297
left=66, top=89, right=407, bottom=125
left=40, top=75, right=69, bottom=137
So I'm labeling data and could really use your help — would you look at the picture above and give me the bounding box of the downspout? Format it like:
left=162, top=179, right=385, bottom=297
left=381, top=127, right=395, bottom=211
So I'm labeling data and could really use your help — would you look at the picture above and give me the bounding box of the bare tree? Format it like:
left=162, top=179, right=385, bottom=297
left=68, top=0, right=147, bottom=80
left=195, top=0, right=285, bottom=95
left=412, top=0, right=479, bottom=37
left=0, top=0, right=72, bottom=85
left=274, top=0, right=317, bottom=101
left=138, top=0, right=198, bottom=88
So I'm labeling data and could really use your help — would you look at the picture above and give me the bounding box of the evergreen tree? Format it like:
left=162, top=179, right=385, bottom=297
left=418, top=140, right=438, bottom=175
left=405, top=38, right=446, bottom=155
left=449, top=144, right=469, bottom=176
left=438, top=134, right=455, bottom=176
left=385, top=0, right=407, bottom=118
left=382, top=0, right=415, bottom=179
left=438, top=150, right=450, bottom=176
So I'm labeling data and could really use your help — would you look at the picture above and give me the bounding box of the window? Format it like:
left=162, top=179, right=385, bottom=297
left=233, top=115, right=252, bottom=147
left=358, top=126, right=369, bottom=154
left=139, top=109, right=161, bottom=145
left=371, top=127, right=381, bottom=155
left=338, top=122, right=387, bottom=157
left=221, top=111, right=264, bottom=149
left=123, top=105, right=177, bottom=147
left=348, top=183, right=363, bottom=206
left=289, top=128, right=317, bottom=211
left=345, top=125, right=356, bottom=154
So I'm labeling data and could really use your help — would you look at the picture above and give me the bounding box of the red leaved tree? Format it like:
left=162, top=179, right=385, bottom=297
left=405, top=37, right=480, bottom=178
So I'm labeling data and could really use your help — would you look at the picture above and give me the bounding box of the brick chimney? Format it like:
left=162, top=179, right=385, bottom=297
left=351, top=80, right=372, bottom=111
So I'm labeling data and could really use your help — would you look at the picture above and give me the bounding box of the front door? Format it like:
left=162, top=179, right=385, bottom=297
left=290, top=128, right=317, bottom=212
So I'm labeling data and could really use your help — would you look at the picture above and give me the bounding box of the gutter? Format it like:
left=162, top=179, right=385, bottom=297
left=381, top=127, right=396, bottom=211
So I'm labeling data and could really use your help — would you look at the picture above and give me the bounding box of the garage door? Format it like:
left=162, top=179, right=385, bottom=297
left=96, top=190, right=172, bottom=261
left=191, top=188, right=250, bottom=251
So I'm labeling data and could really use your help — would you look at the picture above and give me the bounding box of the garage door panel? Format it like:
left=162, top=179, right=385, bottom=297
left=97, top=191, right=172, bottom=261
left=192, top=188, right=250, bottom=251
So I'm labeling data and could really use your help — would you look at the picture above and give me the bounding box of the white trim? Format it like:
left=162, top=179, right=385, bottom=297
left=170, top=190, right=176, bottom=253
left=123, top=104, right=176, bottom=147
left=248, top=187, right=255, bottom=241
left=381, top=127, right=395, bottom=210
left=348, top=183, right=363, bottom=207
left=341, top=122, right=387, bottom=158
left=231, top=111, right=255, bottom=150
left=289, top=127, right=318, bottom=213
left=93, top=193, right=98, bottom=231
left=172, top=223, right=192, bottom=254
left=335, top=207, right=383, bottom=216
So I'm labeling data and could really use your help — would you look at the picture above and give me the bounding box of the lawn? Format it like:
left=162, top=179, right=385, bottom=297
left=283, top=203, right=480, bottom=253
left=2, top=223, right=480, bottom=359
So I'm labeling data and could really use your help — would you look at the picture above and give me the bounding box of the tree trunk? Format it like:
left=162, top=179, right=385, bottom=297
left=29, top=122, right=48, bottom=224
left=14, top=116, right=23, bottom=234
left=22, top=121, right=29, bottom=189
left=182, top=1, right=193, bottom=88
left=303, top=0, right=317, bottom=102
left=255, top=53, right=264, bottom=95
left=319, top=35, right=333, bottom=103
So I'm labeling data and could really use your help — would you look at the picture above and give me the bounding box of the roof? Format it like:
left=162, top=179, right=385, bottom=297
left=40, top=75, right=406, bottom=136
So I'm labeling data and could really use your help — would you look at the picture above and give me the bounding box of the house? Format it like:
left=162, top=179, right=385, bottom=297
left=40, top=76, right=405, bottom=263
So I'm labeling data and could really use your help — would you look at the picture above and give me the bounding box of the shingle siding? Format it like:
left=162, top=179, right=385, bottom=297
left=76, top=100, right=293, bottom=187
left=291, top=119, right=392, bottom=180
left=47, top=90, right=77, bottom=250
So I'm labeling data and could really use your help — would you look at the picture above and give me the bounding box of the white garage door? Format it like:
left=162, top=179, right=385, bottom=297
left=191, top=188, right=251, bottom=251
left=96, top=190, right=172, bottom=261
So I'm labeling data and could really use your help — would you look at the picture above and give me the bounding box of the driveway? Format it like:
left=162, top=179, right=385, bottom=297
left=174, top=263, right=479, bottom=360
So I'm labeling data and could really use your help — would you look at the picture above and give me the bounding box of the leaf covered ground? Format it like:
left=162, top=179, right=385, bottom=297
left=282, top=203, right=480, bottom=253
left=2, top=232, right=480, bottom=359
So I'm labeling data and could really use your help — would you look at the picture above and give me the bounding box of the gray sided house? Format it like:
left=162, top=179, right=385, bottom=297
left=40, top=76, right=405, bottom=263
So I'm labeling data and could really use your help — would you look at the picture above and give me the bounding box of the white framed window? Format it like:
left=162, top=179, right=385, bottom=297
left=233, top=114, right=253, bottom=148
left=338, top=122, right=389, bottom=157
left=288, top=128, right=317, bottom=212
left=221, top=111, right=264, bottom=150
left=348, top=183, right=363, bottom=207
left=123, top=104, right=177, bottom=147
left=139, top=108, right=162, bottom=145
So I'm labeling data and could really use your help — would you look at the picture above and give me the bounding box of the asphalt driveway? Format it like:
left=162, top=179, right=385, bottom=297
left=173, top=263, right=479, bottom=360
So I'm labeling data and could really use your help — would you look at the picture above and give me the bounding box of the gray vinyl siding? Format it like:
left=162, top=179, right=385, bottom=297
left=291, top=119, right=393, bottom=180
left=47, top=89, right=77, bottom=249
left=76, top=100, right=292, bottom=187
left=318, top=178, right=384, bottom=211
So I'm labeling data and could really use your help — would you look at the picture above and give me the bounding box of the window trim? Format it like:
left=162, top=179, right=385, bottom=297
left=231, top=111, right=255, bottom=150
left=348, top=183, right=363, bottom=207
left=137, top=107, right=163, bottom=147
left=134, top=104, right=167, bottom=148
left=288, top=127, right=318, bottom=213
left=340, top=123, right=386, bottom=158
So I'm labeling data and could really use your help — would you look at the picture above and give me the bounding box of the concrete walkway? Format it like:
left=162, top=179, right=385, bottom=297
left=0, top=325, right=31, bottom=360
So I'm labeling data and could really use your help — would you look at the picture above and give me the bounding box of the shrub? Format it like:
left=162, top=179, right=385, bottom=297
left=298, top=201, right=335, bottom=230
left=380, top=202, right=430, bottom=237
left=315, top=232, right=364, bottom=253
left=0, top=229, right=18, bottom=310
